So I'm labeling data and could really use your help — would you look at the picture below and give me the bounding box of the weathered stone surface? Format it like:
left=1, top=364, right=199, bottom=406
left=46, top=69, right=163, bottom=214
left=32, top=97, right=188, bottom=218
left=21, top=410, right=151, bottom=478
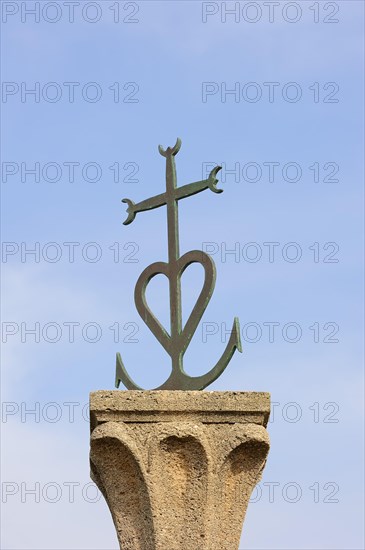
left=90, top=391, right=270, bottom=550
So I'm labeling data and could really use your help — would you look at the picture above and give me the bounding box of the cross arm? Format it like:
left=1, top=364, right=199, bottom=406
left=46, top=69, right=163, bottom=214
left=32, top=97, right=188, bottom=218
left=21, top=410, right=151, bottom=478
left=175, top=165, right=222, bottom=202
left=122, top=166, right=222, bottom=225
left=122, top=192, right=167, bottom=225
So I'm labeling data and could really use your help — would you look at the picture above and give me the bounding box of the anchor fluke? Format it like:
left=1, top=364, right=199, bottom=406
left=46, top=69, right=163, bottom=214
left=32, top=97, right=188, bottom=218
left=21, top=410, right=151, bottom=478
left=233, top=316, right=243, bottom=353
left=187, top=316, right=242, bottom=390
left=115, top=352, right=143, bottom=390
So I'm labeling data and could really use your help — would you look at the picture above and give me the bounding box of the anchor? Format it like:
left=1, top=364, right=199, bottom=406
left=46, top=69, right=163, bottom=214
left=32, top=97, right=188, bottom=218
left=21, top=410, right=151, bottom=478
left=115, top=138, right=242, bottom=390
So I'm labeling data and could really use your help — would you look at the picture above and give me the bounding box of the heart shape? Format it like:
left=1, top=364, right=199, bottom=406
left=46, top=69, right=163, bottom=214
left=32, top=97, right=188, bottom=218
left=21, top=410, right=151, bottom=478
left=134, top=250, right=216, bottom=358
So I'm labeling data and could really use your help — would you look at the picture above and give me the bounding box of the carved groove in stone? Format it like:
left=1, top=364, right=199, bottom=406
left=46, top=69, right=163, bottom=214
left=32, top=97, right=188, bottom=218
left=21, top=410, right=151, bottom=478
left=216, top=427, right=270, bottom=550
left=155, top=433, right=208, bottom=549
left=90, top=423, right=155, bottom=550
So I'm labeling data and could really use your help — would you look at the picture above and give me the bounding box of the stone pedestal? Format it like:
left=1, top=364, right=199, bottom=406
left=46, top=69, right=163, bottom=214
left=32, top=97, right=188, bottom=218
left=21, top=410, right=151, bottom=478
left=90, top=391, right=270, bottom=550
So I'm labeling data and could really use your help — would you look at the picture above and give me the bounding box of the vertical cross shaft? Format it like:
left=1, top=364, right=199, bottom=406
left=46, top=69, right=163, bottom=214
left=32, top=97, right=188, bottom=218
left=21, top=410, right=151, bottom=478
left=165, top=148, right=182, bottom=370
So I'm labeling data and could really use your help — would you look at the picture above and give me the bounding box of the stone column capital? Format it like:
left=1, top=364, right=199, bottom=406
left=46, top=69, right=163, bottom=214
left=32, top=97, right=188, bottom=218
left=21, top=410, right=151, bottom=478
left=90, top=391, right=270, bottom=550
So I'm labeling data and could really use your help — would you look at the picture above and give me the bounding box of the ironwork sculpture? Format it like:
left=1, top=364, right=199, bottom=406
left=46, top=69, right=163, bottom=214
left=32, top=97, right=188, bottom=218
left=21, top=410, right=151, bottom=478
left=115, top=138, right=242, bottom=390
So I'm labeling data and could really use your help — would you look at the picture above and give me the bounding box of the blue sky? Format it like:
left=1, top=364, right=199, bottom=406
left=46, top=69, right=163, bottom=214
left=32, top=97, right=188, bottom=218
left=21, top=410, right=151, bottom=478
left=1, top=1, right=364, bottom=549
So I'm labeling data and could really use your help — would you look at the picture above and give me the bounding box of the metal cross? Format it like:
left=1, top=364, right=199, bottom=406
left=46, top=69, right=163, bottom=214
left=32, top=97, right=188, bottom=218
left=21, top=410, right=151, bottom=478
left=115, top=138, right=242, bottom=390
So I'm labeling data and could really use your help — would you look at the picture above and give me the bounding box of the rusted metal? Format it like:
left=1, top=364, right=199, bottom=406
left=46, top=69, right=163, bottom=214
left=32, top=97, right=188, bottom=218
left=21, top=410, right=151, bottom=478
left=116, top=138, right=242, bottom=390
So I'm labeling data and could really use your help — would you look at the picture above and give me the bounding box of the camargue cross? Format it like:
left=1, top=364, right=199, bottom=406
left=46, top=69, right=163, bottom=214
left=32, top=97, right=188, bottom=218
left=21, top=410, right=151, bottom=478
left=115, top=138, right=242, bottom=390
